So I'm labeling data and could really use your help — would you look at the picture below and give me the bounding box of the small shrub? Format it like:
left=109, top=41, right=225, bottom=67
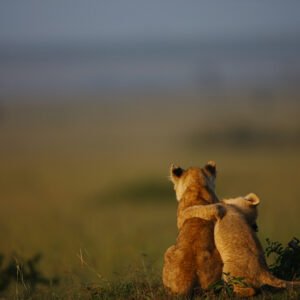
left=208, top=273, right=248, bottom=297
left=265, top=237, right=300, bottom=281
left=0, top=253, right=59, bottom=296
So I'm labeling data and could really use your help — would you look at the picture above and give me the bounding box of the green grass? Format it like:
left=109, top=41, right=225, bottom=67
left=0, top=89, right=300, bottom=298
left=3, top=254, right=299, bottom=300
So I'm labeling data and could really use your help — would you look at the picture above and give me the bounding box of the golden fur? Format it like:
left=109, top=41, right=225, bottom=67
left=179, top=194, right=300, bottom=297
left=162, top=162, right=223, bottom=295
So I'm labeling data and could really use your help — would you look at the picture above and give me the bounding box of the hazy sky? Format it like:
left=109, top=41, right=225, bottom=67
left=1, top=1, right=300, bottom=44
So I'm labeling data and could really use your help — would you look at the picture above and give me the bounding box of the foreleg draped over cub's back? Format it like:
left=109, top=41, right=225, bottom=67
left=162, top=161, right=223, bottom=295
left=179, top=194, right=300, bottom=297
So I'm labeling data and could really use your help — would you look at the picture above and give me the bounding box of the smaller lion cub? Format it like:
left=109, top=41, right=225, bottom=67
left=179, top=194, right=300, bottom=297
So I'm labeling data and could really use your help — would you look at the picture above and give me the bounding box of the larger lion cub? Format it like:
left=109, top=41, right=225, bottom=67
left=179, top=194, right=300, bottom=297
left=162, top=162, right=223, bottom=295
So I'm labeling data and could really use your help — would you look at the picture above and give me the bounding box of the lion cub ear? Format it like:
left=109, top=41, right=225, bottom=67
left=170, top=163, right=184, bottom=178
left=204, top=160, right=217, bottom=177
left=245, top=193, right=260, bottom=206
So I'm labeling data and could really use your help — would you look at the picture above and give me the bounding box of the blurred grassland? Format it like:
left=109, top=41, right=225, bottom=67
left=0, top=89, right=300, bottom=297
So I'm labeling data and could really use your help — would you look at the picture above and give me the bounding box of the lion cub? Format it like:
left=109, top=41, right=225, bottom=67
left=162, top=162, right=223, bottom=295
left=179, top=194, right=300, bottom=297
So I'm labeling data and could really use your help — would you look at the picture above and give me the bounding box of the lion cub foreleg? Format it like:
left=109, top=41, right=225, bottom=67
left=178, top=204, right=225, bottom=229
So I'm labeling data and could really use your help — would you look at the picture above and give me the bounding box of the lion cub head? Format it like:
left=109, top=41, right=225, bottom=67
left=169, top=161, right=217, bottom=202
left=223, top=193, right=260, bottom=225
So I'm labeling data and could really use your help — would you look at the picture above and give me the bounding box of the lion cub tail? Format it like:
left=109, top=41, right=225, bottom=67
left=261, top=271, right=300, bottom=289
